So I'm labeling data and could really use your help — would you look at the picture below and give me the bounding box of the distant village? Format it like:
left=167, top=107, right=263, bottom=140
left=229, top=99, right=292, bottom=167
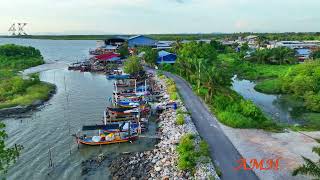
left=72, top=34, right=320, bottom=73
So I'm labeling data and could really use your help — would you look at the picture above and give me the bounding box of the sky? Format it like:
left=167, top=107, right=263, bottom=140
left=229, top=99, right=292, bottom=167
left=1, top=0, right=320, bottom=35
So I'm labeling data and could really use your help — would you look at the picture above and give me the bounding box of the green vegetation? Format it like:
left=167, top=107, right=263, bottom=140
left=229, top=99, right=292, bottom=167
left=254, top=79, right=282, bottom=94
left=165, top=78, right=179, bottom=101
left=177, top=134, right=211, bottom=172
left=176, top=114, right=185, bottom=125
left=0, top=44, right=55, bottom=110
left=177, top=134, right=210, bottom=172
left=312, top=50, right=320, bottom=59
left=199, top=140, right=210, bottom=157
left=247, top=47, right=297, bottom=65
left=165, top=41, right=281, bottom=131
left=0, top=123, right=23, bottom=173
left=177, top=108, right=190, bottom=115
left=236, top=62, right=293, bottom=80
left=211, top=88, right=280, bottom=131
left=138, top=47, right=158, bottom=66
left=123, top=55, right=143, bottom=74
left=118, top=42, right=129, bottom=58
left=280, top=60, right=320, bottom=112
left=177, top=134, right=197, bottom=171
left=293, top=143, right=320, bottom=178
left=0, top=82, right=55, bottom=109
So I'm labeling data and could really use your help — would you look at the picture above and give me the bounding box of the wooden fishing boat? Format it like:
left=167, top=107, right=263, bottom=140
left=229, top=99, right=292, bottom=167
left=77, top=122, right=140, bottom=146
left=77, top=133, right=138, bottom=146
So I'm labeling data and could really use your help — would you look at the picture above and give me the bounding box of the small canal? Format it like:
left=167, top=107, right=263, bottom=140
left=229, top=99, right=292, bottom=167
left=0, top=38, right=157, bottom=180
left=232, top=76, right=309, bottom=125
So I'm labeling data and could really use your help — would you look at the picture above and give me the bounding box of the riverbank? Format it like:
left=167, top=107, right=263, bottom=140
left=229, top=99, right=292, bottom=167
left=0, top=82, right=56, bottom=117
left=108, top=71, right=220, bottom=179
left=165, top=70, right=319, bottom=180
left=0, top=44, right=57, bottom=116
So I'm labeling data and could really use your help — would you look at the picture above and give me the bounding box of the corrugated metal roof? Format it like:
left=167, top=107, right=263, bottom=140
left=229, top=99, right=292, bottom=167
left=158, top=50, right=172, bottom=57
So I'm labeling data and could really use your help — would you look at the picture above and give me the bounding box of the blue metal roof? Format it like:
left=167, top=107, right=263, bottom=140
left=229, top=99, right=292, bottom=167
left=296, top=48, right=311, bottom=55
left=158, top=50, right=172, bottom=57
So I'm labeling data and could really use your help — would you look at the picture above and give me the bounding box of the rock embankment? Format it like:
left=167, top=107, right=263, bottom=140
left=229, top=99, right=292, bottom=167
left=109, top=74, right=220, bottom=179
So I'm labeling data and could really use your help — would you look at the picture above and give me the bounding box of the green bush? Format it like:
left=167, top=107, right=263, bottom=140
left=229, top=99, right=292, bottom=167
left=177, top=134, right=196, bottom=171
left=304, top=92, right=320, bottom=112
left=199, top=140, right=210, bottom=157
left=176, top=114, right=185, bottom=125
left=212, top=89, right=281, bottom=131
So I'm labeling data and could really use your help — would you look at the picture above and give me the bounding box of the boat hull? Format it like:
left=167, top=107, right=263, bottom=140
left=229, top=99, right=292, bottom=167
left=78, top=136, right=138, bottom=146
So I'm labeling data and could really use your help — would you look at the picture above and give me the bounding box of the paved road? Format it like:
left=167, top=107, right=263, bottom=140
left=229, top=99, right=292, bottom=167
left=164, top=72, right=259, bottom=180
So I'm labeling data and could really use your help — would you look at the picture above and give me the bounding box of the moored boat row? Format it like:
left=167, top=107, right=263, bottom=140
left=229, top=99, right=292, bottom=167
left=75, top=69, right=157, bottom=146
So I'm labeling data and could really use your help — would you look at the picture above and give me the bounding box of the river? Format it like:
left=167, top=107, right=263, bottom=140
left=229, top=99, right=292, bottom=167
left=232, top=76, right=307, bottom=125
left=0, top=38, right=157, bottom=180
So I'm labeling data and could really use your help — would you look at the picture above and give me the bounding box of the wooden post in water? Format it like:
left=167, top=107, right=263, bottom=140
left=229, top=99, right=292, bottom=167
left=48, top=148, right=54, bottom=167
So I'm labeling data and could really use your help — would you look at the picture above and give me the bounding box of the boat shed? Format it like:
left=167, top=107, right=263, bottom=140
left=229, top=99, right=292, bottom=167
left=127, top=35, right=157, bottom=47
left=156, top=50, right=177, bottom=64
left=105, top=37, right=127, bottom=47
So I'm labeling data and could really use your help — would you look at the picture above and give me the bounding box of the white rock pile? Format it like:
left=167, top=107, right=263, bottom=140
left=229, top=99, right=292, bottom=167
left=109, top=75, right=220, bottom=180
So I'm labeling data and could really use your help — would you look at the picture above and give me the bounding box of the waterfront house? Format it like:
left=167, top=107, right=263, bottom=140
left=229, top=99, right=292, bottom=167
left=156, top=50, right=177, bottom=64
left=127, top=35, right=157, bottom=47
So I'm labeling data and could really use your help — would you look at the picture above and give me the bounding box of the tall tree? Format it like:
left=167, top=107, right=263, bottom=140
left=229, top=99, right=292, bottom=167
left=144, top=47, right=158, bottom=66
left=123, top=55, right=143, bottom=74
left=118, top=42, right=129, bottom=58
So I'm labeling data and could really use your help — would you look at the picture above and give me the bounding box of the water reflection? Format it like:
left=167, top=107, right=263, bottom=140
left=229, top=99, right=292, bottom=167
left=231, top=76, right=306, bottom=125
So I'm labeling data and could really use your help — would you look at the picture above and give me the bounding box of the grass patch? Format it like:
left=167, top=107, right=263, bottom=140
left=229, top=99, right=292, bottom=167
left=237, top=62, right=293, bottom=80
left=0, top=82, right=55, bottom=109
left=177, top=134, right=197, bottom=171
left=254, top=79, right=282, bottom=94
left=177, top=108, right=190, bottom=115
left=176, top=114, right=185, bottom=125
left=211, top=87, right=282, bottom=132
left=177, top=134, right=214, bottom=173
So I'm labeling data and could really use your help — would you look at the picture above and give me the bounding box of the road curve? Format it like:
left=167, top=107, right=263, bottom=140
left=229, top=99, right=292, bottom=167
left=163, top=72, right=259, bottom=180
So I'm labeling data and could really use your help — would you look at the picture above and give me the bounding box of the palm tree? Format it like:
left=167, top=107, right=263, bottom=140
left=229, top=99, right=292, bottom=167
left=293, top=146, right=320, bottom=179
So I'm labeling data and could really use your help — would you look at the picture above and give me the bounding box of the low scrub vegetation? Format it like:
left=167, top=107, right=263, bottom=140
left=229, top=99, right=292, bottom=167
left=165, top=78, right=179, bottom=101
left=211, top=88, right=281, bottom=131
left=0, top=44, right=54, bottom=109
left=176, top=114, right=185, bottom=125
left=177, top=134, right=211, bottom=172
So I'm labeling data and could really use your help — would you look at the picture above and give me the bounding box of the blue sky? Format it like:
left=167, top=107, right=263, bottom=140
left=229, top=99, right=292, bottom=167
left=1, top=0, right=320, bottom=35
